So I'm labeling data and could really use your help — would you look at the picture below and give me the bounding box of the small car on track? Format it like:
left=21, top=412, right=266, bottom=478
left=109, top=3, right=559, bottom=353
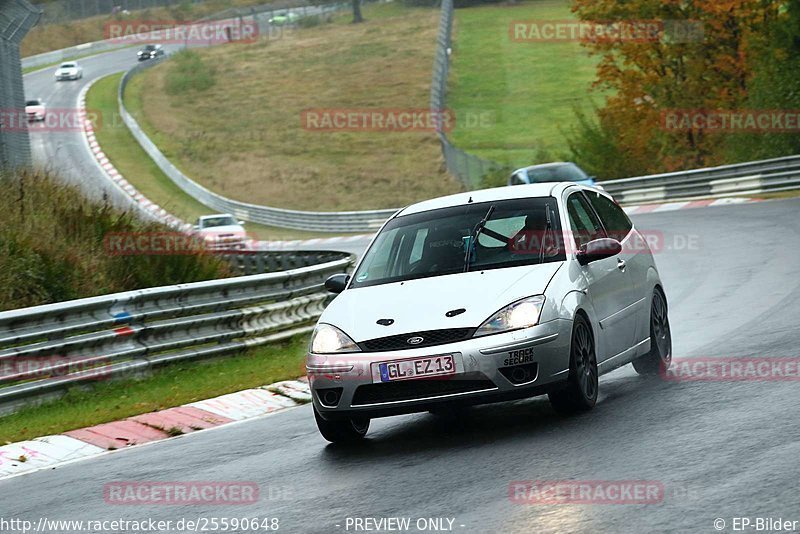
left=137, top=44, right=165, bottom=61
left=509, top=162, right=601, bottom=189
left=193, top=214, right=247, bottom=250
left=307, top=183, right=671, bottom=442
left=54, top=62, right=83, bottom=81
left=268, top=12, right=300, bottom=25
left=25, top=99, right=46, bottom=122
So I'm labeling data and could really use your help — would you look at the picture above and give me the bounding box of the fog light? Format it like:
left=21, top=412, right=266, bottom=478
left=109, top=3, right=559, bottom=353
left=317, top=387, right=343, bottom=407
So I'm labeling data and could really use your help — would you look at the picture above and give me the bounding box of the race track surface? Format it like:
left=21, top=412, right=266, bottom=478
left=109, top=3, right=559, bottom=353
left=3, top=199, right=799, bottom=533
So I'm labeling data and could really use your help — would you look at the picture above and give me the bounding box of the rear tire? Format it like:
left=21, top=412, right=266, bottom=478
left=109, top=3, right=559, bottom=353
left=632, top=289, right=672, bottom=375
left=313, top=405, right=369, bottom=443
left=548, top=314, right=598, bottom=414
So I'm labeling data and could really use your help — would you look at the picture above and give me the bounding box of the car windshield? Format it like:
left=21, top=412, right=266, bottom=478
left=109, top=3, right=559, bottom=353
left=201, top=216, right=236, bottom=228
left=526, top=164, right=588, bottom=183
left=60, top=63, right=76, bottom=68
left=351, top=197, right=565, bottom=289
left=143, top=45, right=156, bottom=50
left=25, top=100, right=41, bottom=106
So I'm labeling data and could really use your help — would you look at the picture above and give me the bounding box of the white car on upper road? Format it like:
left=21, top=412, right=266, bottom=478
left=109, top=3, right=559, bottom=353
left=193, top=214, right=248, bottom=250
left=54, top=62, right=83, bottom=81
left=307, top=182, right=672, bottom=443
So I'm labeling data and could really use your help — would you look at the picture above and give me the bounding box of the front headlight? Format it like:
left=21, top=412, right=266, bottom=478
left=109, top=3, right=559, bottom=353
left=474, top=295, right=546, bottom=337
left=310, top=323, right=360, bottom=354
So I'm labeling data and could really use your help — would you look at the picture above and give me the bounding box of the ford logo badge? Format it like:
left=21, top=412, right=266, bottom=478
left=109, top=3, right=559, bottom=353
left=407, top=336, right=424, bottom=345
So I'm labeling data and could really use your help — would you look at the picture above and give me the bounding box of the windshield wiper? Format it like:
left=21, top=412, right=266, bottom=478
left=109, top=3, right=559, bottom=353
left=464, top=204, right=495, bottom=272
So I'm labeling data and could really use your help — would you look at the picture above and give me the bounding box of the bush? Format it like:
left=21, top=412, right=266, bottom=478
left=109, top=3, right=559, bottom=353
left=163, top=49, right=216, bottom=95
left=0, top=170, right=230, bottom=311
left=566, top=106, right=642, bottom=181
left=479, top=165, right=514, bottom=189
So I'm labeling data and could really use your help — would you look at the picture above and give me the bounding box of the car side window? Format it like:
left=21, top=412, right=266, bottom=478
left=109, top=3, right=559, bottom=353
left=567, top=193, right=606, bottom=249
left=585, top=191, right=633, bottom=242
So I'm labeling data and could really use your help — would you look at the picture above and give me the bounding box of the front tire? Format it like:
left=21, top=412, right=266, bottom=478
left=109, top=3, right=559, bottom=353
left=548, top=314, right=598, bottom=414
left=632, top=289, right=672, bottom=375
left=313, top=405, right=369, bottom=443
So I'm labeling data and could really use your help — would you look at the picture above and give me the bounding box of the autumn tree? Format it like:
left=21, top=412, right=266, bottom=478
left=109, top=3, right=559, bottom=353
left=569, top=0, right=782, bottom=177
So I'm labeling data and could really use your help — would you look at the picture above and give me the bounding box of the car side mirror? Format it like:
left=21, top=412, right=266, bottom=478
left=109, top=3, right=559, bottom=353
left=238, top=220, right=245, bottom=226
left=324, top=274, right=350, bottom=294
left=577, top=238, right=622, bottom=265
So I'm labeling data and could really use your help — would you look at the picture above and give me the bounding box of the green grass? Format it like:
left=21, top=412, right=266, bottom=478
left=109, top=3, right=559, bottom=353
left=89, top=73, right=341, bottom=240
left=0, top=335, right=309, bottom=444
left=132, top=2, right=461, bottom=211
left=448, top=0, right=603, bottom=167
left=0, top=168, right=230, bottom=311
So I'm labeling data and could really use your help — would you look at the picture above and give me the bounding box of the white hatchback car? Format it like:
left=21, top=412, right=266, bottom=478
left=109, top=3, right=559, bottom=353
left=307, top=183, right=672, bottom=443
left=193, top=214, right=247, bottom=250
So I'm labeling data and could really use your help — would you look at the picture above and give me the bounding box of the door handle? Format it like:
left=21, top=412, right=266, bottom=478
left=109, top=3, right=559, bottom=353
left=617, top=259, right=626, bottom=270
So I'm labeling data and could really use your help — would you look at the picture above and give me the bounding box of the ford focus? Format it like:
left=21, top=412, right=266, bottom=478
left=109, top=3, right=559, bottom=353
left=307, top=183, right=672, bottom=443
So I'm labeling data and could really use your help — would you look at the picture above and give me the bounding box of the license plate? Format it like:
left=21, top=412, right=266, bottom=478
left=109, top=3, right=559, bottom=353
left=376, top=355, right=456, bottom=383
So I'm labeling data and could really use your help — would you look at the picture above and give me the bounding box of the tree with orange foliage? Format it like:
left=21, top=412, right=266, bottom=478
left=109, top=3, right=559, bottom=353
left=569, top=0, right=781, bottom=178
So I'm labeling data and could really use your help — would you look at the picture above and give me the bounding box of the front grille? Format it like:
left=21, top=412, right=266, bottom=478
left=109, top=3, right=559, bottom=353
left=359, top=328, right=474, bottom=352
left=351, top=375, right=495, bottom=406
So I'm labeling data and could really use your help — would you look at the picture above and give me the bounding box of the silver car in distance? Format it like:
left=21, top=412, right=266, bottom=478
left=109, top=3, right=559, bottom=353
left=307, top=183, right=672, bottom=443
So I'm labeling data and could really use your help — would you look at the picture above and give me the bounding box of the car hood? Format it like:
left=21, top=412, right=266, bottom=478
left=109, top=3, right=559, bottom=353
left=25, top=105, right=44, bottom=112
left=56, top=68, right=77, bottom=74
left=322, top=262, right=563, bottom=342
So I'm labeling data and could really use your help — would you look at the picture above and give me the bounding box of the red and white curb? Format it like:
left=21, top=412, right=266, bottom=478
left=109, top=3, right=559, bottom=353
left=78, top=84, right=372, bottom=250
left=0, top=378, right=311, bottom=480
left=78, top=82, right=192, bottom=233
left=622, top=197, right=759, bottom=215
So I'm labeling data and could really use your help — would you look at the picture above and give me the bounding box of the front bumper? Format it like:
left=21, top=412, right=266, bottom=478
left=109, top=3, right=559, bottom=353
left=203, top=240, right=247, bottom=251
left=55, top=74, right=79, bottom=80
left=308, top=318, right=573, bottom=420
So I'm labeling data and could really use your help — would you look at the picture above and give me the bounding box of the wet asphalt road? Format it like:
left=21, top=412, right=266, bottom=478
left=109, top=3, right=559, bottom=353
left=2, top=198, right=799, bottom=533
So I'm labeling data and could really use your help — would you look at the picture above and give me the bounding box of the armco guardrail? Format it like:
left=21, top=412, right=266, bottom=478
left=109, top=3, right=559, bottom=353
left=118, top=60, right=397, bottom=234
left=429, top=0, right=501, bottom=189
left=0, top=252, right=352, bottom=412
left=601, top=155, right=800, bottom=204
left=23, top=35, right=139, bottom=71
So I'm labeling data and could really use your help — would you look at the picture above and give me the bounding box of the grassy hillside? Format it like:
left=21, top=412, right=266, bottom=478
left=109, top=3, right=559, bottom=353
left=448, top=0, right=602, bottom=167
left=22, top=0, right=311, bottom=57
left=131, top=3, right=462, bottom=211
left=0, top=169, right=230, bottom=311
